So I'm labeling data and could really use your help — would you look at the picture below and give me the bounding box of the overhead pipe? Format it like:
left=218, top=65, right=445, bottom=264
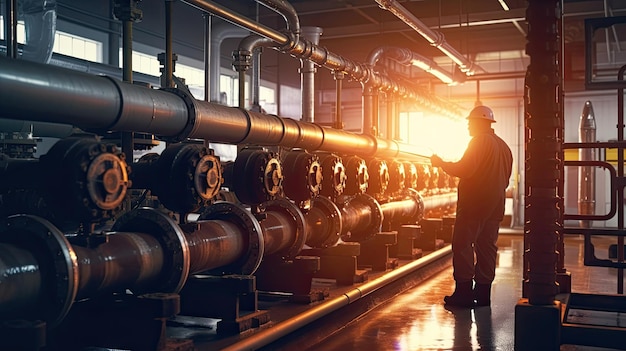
left=375, top=0, right=485, bottom=76
left=0, top=56, right=436, bottom=160
left=233, top=34, right=277, bottom=109
left=210, top=19, right=248, bottom=103
left=181, top=0, right=463, bottom=119
left=367, top=46, right=464, bottom=86
left=256, top=0, right=300, bottom=41
left=300, top=26, right=323, bottom=122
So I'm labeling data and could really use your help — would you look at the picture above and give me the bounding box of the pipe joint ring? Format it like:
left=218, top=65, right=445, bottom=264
left=199, top=202, right=265, bottom=275
left=353, top=193, right=384, bottom=242
left=0, top=215, right=79, bottom=327
left=259, top=198, right=306, bottom=259
left=112, top=207, right=191, bottom=293
left=161, top=87, right=197, bottom=143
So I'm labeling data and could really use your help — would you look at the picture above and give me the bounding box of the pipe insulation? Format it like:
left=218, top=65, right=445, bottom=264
left=0, top=56, right=433, bottom=160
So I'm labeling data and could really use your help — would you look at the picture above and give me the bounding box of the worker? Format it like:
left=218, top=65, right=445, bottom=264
left=430, top=105, right=513, bottom=308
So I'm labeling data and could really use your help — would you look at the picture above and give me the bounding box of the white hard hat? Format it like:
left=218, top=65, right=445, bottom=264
left=467, top=105, right=496, bottom=123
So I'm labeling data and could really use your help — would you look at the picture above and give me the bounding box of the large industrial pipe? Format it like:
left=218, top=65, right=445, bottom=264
left=338, top=194, right=383, bottom=242
left=0, top=56, right=433, bottom=160
left=379, top=189, right=424, bottom=227
left=0, top=197, right=307, bottom=324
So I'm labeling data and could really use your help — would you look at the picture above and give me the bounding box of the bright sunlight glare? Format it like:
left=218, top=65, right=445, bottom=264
left=399, top=111, right=470, bottom=161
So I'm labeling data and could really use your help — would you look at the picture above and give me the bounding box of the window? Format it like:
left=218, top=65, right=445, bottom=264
left=53, top=30, right=102, bottom=63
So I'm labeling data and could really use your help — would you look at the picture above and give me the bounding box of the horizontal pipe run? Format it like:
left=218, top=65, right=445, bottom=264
left=422, top=192, right=457, bottom=212
left=260, top=211, right=298, bottom=256
left=183, top=0, right=290, bottom=46
left=380, top=197, right=421, bottom=223
left=221, top=244, right=452, bottom=351
left=0, top=56, right=432, bottom=161
left=0, top=243, right=42, bottom=316
left=0, top=56, right=189, bottom=136
left=73, top=232, right=165, bottom=299
left=185, top=220, right=247, bottom=274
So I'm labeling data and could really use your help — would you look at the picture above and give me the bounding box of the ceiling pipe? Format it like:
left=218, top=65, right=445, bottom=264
left=0, top=56, right=435, bottom=160
left=300, top=26, right=323, bottom=123
left=375, top=0, right=486, bottom=76
left=233, top=35, right=276, bottom=109
left=255, top=0, right=301, bottom=42
left=368, top=46, right=465, bottom=86
left=210, top=19, right=249, bottom=103
left=181, top=0, right=463, bottom=119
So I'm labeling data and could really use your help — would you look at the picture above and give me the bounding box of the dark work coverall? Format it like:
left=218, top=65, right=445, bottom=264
left=437, top=128, right=513, bottom=285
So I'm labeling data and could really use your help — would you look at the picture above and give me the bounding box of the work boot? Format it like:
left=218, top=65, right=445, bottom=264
left=444, top=281, right=475, bottom=307
left=474, top=283, right=491, bottom=306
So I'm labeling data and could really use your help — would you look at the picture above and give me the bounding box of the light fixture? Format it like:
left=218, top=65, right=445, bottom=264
left=498, top=0, right=510, bottom=11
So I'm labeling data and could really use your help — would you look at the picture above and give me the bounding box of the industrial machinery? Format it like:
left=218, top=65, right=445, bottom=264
left=0, top=1, right=460, bottom=349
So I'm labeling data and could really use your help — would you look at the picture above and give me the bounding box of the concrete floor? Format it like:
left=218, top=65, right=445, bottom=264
left=305, top=233, right=625, bottom=351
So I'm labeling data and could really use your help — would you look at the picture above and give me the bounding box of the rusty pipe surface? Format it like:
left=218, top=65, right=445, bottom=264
left=73, top=232, right=164, bottom=300
left=0, top=56, right=433, bottom=161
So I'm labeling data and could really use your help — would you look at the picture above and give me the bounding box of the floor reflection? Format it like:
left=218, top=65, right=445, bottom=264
left=306, top=234, right=624, bottom=350
left=308, top=235, right=522, bottom=351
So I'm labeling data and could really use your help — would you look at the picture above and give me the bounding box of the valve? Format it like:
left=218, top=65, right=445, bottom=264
left=404, top=161, right=418, bottom=190
left=282, top=149, right=322, bottom=205
left=366, top=158, right=389, bottom=197
left=316, top=152, right=346, bottom=201
left=132, top=143, right=223, bottom=214
left=387, top=160, right=406, bottom=194
left=231, top=147, right=283, bottom=205
left=40, top=137, right=129, bottom=228
left=343, top=155, right=368, bottom=195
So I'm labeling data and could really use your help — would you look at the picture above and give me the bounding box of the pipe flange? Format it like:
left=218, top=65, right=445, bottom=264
left=259, top=198, right=306, bottom=260
left=306, top=196, right=342, bottom=248
left=199, top=202, right=264, bottom=275
left=161, top=87, right=197, bottom=143
left=112, top=207, right=190, bottom=293
left=344, top=155, right=369, bottom=195
left=366, top=158, right=389, bottom=197
left=316, top=152, right=346, bottom=200
left=154, top=143, right=223, bottom=213
left=388, top=160, right=406, bottom=194
left=352, top=193, right=384, bottom=242
left=407, top=188, right=425, bottom=223
left=282, top=150, right=322, bottom=204
left=0, top=215, right=78, bottom=327
left=404, top=162, right=418, bottom=190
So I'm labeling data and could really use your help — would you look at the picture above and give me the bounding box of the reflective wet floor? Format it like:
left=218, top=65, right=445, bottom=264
left=306, top=233, right=624, bottom=351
